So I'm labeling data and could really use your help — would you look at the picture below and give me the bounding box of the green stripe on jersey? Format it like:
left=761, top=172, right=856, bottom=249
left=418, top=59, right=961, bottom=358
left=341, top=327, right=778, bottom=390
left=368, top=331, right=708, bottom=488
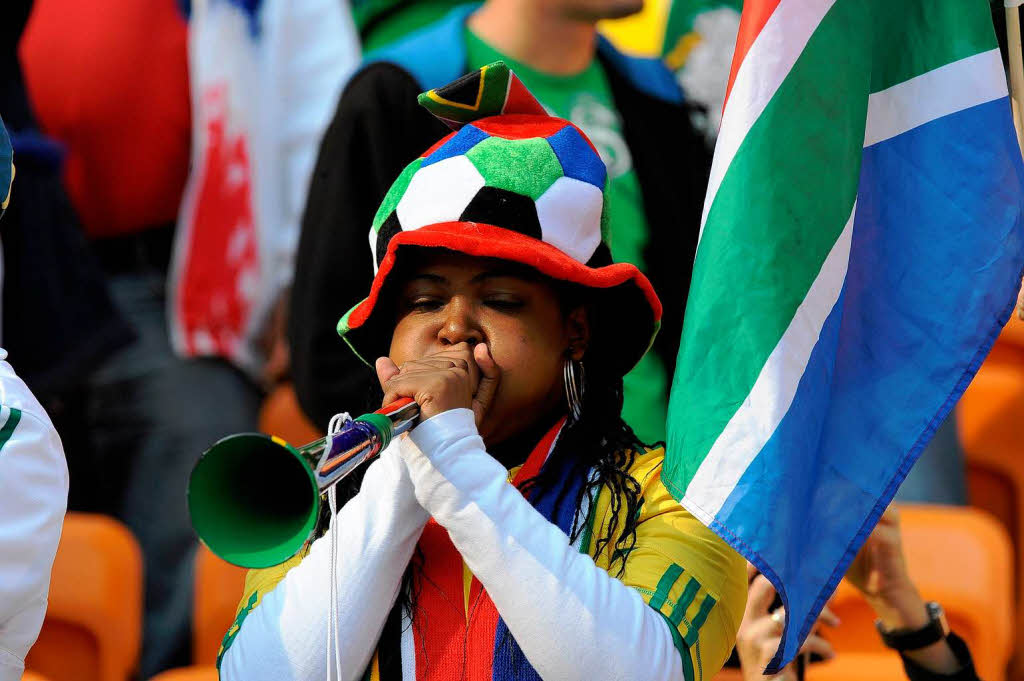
left=0, top=408, right=22, bottom=452
left=684, top=594, right=718, bottom=647
left=669, top=577, right=700, bottom=627
left=649, top=564, right=684, bottom=611
left=658, top=612, right=696, bottom=681
left=217, top=591, right=258, bottom=670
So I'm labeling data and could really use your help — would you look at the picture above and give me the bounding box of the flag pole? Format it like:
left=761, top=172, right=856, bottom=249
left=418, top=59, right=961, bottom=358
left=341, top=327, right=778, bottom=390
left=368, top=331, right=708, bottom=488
left=1007, top=1, right=1024, bottom=318
left=1006, top=1, right=1024, bottom=151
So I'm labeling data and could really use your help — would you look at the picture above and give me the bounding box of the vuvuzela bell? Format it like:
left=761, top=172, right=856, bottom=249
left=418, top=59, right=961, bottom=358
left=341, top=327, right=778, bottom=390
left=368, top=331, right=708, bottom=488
left=187, top=399, right=420, bottom=568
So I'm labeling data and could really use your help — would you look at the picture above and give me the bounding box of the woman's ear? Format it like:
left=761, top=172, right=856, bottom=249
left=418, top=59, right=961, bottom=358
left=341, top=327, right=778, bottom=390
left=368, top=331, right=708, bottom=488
left=566, top=306, right=590, bottom=361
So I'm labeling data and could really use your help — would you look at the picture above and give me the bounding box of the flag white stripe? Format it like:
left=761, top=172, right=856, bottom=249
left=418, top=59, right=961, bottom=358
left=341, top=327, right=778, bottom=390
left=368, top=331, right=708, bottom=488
left=0, top=406, right=9, bottom=431
left=684, top=203, right=855, bottom=517
left=864, top=49, right=1007, bottom=147
left=685, top=46, right=1009, bottom=519
left=699, top=0, right=837, bottom=245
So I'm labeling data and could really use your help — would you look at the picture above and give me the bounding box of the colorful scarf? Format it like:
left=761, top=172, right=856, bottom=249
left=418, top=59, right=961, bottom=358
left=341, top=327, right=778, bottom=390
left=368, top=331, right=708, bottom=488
left=363, top=417, right=589, bottom=681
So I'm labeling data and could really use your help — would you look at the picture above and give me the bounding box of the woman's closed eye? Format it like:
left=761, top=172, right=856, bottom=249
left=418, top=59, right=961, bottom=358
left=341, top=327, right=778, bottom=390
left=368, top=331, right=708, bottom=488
left=406, top=295, right=445, bottom=312
left=483, top=295, right=526, bottom=311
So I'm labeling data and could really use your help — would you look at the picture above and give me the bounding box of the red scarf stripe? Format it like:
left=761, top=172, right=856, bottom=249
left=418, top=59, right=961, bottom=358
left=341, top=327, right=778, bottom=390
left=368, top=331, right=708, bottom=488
left=411, top=417, right=567, bottom=680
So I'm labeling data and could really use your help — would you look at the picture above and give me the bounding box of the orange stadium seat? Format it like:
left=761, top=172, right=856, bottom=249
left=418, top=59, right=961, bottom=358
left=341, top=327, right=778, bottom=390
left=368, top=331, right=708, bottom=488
left=983, top=313, right=1024, bottom=367
left=22, top=672, right=54, bottom=681
left=711, top=652, right=907, bottom=679
left=826, top=504, right=1012, bottom=681
left=192, top=544, right=247, bottom=665
left=806, top=652, right=907, bottom=680
left=146, top=668, right=218, bottom=681
left=25, top=513, right=142, bottom=681
left=259, top=382, right=323, bottom=445
left=711, top=652, right=908, bottom=679
left=956, top=314, right=1024, bottom=677
left=147, top=544, right=246, bottom=680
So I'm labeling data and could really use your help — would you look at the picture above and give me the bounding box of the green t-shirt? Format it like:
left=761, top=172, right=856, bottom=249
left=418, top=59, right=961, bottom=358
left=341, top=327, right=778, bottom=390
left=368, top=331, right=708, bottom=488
left=466, top=29, right=668, bottom=444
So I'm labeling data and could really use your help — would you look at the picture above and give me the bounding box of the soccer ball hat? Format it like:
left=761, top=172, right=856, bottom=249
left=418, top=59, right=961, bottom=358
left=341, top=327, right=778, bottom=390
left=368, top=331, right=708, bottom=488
left=339, top=61, right=662, bottom=377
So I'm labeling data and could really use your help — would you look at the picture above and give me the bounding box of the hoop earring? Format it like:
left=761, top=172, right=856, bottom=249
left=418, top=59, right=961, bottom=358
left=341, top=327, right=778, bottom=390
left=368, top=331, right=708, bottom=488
left=563, top=357, right=585, bottom=423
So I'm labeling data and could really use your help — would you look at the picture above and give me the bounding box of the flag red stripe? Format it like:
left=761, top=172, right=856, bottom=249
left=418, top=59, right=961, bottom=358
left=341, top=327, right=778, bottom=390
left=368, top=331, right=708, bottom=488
left=723, top=0, right=783, bottom=108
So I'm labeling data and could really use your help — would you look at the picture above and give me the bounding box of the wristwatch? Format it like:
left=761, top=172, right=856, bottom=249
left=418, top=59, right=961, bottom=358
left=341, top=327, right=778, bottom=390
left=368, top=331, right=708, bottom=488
left=877, top=601, right=950, bottom=652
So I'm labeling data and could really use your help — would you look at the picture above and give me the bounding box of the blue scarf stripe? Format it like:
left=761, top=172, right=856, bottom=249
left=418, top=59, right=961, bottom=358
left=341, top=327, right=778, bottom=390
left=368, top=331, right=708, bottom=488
left=492, top=456, right=589, bottom=680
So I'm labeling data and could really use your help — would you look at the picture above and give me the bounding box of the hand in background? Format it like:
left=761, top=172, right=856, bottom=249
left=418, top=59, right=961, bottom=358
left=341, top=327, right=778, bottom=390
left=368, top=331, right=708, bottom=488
left=845, top=507, right=920, bottom=625
left=736, top=564, right=837, bottom=680
left=1017, top=276, right=1023, bottom=320
left=846, top=506, right=963, bottom=674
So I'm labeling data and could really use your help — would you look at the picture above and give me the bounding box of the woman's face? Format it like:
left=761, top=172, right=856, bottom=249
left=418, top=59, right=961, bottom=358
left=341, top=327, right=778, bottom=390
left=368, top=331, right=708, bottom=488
left=388, top=251, right=587, bottom=445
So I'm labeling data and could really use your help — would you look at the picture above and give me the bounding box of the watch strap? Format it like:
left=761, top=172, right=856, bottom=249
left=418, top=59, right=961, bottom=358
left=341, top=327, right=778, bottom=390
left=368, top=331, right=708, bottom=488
left=876, top=602, right=948, bottom=652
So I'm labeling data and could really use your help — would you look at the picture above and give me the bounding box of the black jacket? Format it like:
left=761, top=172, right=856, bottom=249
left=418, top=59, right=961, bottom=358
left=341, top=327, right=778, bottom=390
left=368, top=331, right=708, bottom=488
left=289, top=8, right=711, bottom=427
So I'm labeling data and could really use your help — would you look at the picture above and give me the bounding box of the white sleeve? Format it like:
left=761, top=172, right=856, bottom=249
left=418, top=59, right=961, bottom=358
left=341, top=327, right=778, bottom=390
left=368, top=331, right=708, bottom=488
left=0, top=350, right=69, bottom=681
left=403, top=409, right=684, bottom=681
left=219, top=437, right=429, bottom=681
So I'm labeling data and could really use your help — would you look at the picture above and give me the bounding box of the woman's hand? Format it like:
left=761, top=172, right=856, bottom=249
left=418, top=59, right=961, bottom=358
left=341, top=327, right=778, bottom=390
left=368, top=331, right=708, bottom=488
left=375, top=342, right=502, bottom=424
left=736, top=565, right=837, bottom=680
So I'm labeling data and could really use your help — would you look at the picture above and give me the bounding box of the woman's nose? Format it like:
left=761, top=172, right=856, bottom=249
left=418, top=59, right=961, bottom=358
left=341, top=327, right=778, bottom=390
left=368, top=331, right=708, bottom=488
left=438, top=299, right=483, bottom=346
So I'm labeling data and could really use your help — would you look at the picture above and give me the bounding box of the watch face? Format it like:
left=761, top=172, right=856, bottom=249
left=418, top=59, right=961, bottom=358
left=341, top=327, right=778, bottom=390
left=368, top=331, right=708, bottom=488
left=927, top=601, right=950, bottom=637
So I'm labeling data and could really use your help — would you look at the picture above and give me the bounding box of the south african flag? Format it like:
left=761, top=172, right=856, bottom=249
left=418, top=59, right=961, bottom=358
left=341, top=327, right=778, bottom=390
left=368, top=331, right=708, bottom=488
left=664, top=0, right=1024, bottom=670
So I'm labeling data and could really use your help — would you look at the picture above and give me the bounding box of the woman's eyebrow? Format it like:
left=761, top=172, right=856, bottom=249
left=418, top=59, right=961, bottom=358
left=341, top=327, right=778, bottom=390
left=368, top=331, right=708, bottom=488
left=406, top=273, right=448, bottom=285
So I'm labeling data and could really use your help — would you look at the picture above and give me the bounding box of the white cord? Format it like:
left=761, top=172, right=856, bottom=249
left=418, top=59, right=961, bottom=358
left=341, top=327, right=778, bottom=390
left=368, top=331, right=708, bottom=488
left=327, top=486, right=341, bottom=681
left=325, top=412, right=350, bottom=681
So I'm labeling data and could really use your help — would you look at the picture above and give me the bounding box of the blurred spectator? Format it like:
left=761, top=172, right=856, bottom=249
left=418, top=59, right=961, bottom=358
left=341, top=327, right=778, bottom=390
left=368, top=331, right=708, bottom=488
left=17, top=0, right=260, bottom=674
left=894, top=416, right=967, bottom=506
left=172, top=0, right=359, bottom=388
left=290, top=0, right=712, bottom=441
left=0, top=347, right=69, bottom=681
left=0, top=116, right=70, bottom=681
left=736, top=509, right=979, bottom=681
left=0, top=0, right=133, bottom=408
left=661, top=0, right=741, bottom=144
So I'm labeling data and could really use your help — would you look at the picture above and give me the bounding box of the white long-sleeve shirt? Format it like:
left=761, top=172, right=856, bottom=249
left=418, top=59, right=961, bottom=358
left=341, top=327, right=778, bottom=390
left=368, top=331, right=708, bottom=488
left=0, top=350, right=69, bottom=681
left=220, top=409, right=745, bottom=680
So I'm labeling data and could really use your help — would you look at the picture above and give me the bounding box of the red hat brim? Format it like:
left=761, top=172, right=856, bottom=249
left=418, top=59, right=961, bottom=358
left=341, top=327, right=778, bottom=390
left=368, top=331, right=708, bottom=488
left=339, top=222, right=663, bottom=377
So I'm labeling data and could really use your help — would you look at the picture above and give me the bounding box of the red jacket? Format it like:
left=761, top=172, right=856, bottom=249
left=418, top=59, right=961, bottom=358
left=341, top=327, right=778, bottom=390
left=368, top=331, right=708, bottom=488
left=19, top=0, right=190, bottom=237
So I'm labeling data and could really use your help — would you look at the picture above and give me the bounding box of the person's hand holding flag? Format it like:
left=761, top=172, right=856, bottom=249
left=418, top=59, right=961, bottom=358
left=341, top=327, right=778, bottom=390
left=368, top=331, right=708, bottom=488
left=1016, top=277, right=1023, bottom=319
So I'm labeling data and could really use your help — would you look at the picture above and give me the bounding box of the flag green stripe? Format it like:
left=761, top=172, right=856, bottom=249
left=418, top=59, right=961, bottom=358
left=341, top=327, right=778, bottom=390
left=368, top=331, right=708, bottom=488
left=665, top=0, right=869, bottom=496
left=664, top=0, right=998, bottom=500
left=870, top=1, right=998, bottom=93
